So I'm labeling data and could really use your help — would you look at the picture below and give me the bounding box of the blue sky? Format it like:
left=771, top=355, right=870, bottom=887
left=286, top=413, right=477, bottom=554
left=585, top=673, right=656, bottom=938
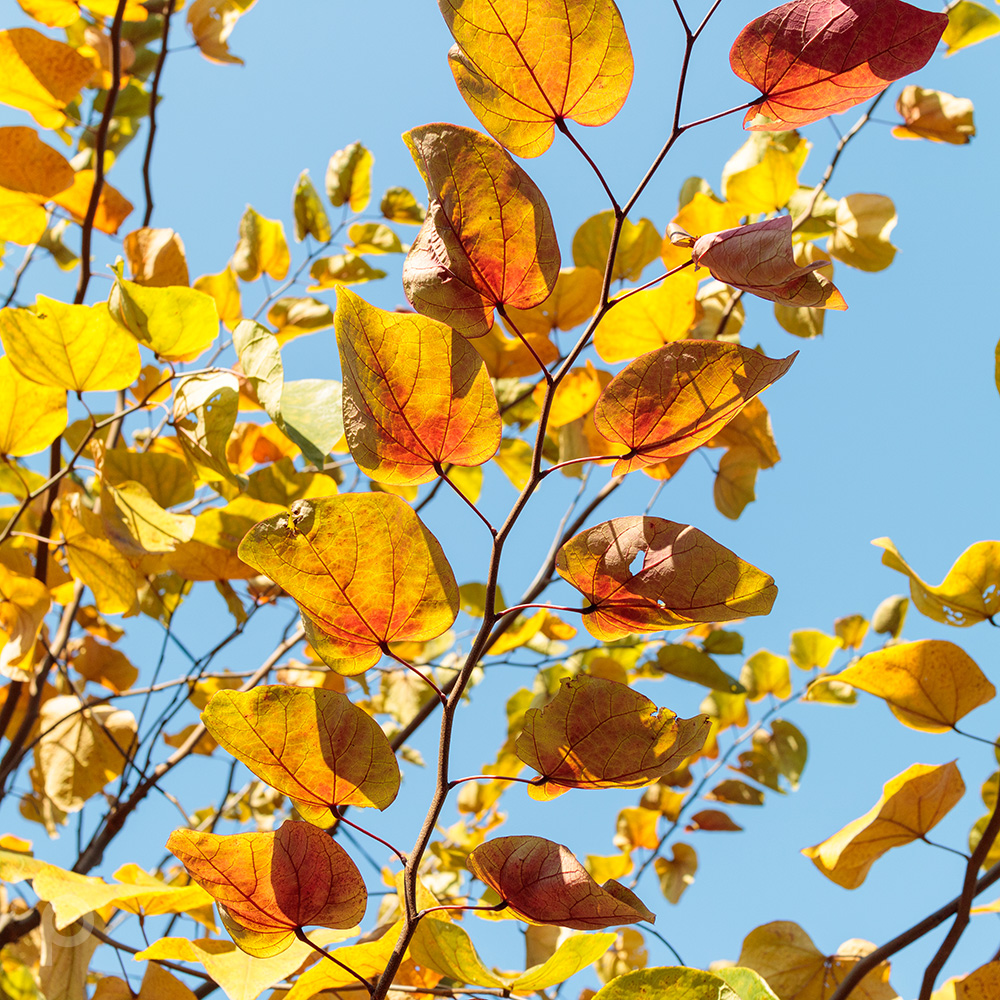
left=2, top=0, right=999, bottom=995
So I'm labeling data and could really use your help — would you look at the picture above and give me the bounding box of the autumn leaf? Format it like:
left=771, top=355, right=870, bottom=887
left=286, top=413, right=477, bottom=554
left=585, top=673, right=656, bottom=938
left=122, top=227, right=190, bottom=286
left=193, top=267, right=242, bottom=331
left=893, top=86, right=975, bottom=144
left=827, top=640, right=995, bottom=732
left=326, top=141, right=373, bottom=213
left=802, top=761, right=965, bottom=888
left=292, top=170, right=331, bottom=242
left=0, top=562, right=50, bottom=680
left=556, top=516, right=777, bottom=639
left=167, top=821, right=366, bottom=957
left=515, top=674, right=709, bottom=798
left=267, top=296, right=333, bottom=343
left=730, top=0, right=948, bottom=130
left=872, top=537, right=1000, bottom=626
left=335, top=287, right=501, bottom=485
left=827, top=194, right=897, bottom=272
left=402, top=123, right=560, bottom=337
left=51, top=170, right=133, bottom=235
left=238, top=494, right=458, bottom=673
left=172, top=371, right=243, bottom=488
left=722, top=131, right=811, bottom=215
left=942, top=1, right=1000, bottom=54
left=592, top=966, right=739, bottom=999
left=411, top=919, right=505, bottom=988
left=231, top=206, right=289, bottom=282
left=467, top=835, right=654, bottom=929
left=440, top=0, right=633, bottom=157
left=0, top=125, right=73, bottom=244
left=690, top=216, right=846, bottom=309
left=101, top=480, right=196, bottom=556
left=202, top=686, right=401, bottom=826
left=188, top=0, right=257, bottom=65
left=593, top=340, right=796, bottom=475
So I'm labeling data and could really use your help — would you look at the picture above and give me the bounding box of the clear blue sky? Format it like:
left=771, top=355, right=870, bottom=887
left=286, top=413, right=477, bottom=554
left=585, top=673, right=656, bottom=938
left=2, top=0, right=998, bottom=995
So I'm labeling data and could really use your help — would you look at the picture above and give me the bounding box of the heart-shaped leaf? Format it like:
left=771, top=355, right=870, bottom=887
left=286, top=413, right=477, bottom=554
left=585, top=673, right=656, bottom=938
left=402, top=123, right=560, bottom=338
left=467, top=835, right=654, bottom=929
left=730, top=0, right=948, bottom=130
left=440, top=0, right=633, bottom=157
left=556, top=517, right=777, bottom=640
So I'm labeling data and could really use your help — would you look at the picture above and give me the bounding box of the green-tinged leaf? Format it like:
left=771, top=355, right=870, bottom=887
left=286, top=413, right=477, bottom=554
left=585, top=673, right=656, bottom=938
left=740, top=650, right=791, bottom=701
left=594, top=966, right=735, bottom=1000
left=655, top=644, right=745, bottom=693
left=232, top=206, right=289, bottom=281
left=654, top=845, right=698, bottom=905
left=410, top=918, right=505, bottom=988
left=101, top=480, right=195, bottom=556
left=716, top=966, right=783, bottom=1000
left=512, top=931, right=618, bottom=991
left=942, top=1, right=1000, bottom=54
left=789, top=630, right=840, bottom=670
left=326, top=141, right=373, bottom=212
left=380, top=185, right=426, bottom=224
left=278, top=380, right=343, bottom=466
left=309, top=254, right=387, bottom=288
left=173, top=371, right=244, bottom=488
left=706, top=779, right=765, bottom=806
left=293, top=170, right=331, bottom=242
left=346, top=222, right=404, bottom=255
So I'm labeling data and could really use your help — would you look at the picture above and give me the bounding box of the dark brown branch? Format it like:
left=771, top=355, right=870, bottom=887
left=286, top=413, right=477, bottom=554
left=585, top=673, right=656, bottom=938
left=141, top=0, right=177, bottom=226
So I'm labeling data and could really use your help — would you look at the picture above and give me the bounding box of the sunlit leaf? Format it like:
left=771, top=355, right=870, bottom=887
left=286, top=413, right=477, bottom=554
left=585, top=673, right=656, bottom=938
left=326, top=141, right=373, bottom=213
left=594, top=966, right=736, bottom=1000
left=232, top=206, right=289, bottom=282
left=173, top=371, right=243, bottom=488
left=503, top=267, right=603, bottom=336
left=187, top=0, right=258, bottom=65
left=828, top=640, right=995, bottom=732
left=473, top=323, right=559, bottom=378
left=655, top=644, right=745, bottom=694
left=293, top=170, right=331, bottom=243
left=827, top=194, right=897, bottom=272
left=789, top=630, right=840, bottom=670
left=512, top=931, right=617, bottom=991
left=893, top=86, right=975, bottom=144
left=594, top=341, right=795, bottom=475
left=101, top=480, right=195, bottom=556
left=308, top=253, right=386, bottom=288
left=402, top=123, right=560, bottom=337
left=722, top=131, right=810, bottom=215
left=51, top=170, right=133, bottom=235
left=0, top=354, right=67, bottom=457
left=802, top=761, right=965, bottom=888
left=238, top=494, right=458, bottom=674
left=730, top=0, right=947, bottom=130
left=0, top=296, right=140, bottom=391
left=335, top=288, right=500, bottom=485
left=440, top=0, right=633, bottom=157
left=467, top=835, right=654, bottom=929
left=654, top=844, right=698, bottom=904
left=72, top=637, right=137, bottom=694
left=0, top=563, right=49, bottom=681
left=102, top=447, right=195, bottom=509
left=202, top=686, right=400, bottom=826
left=692, top=217, right=846, bottom=309
left=381, top=185, right=426, bottom=224
left=557, top=516, right=777, bottom=639
left=0, top=127, right=73, bottom=227
left=942, top=1, right=1000, bottom=54
left=872, top=537, right=1000, bottom=626
left=410, top=918, right=505, bottom=988
left=516, top=673, right=709, bottom=797
left=193, top=267, right=242, bottom=332
left=573, top=211, right=661, bottom=283
left=267, top=296, right=333, bottom=343
left=167, top=821, right=366, bottom=957
left=122, top=227, right=190, bottom=287
left=0, top=28, right=93, bottom=128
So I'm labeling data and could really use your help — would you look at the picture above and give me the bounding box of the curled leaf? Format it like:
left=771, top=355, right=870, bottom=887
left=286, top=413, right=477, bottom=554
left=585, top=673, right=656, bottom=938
left=515, top=674, right=709, bottom=797
left=467, top=835, right=654, bottom=929
left=893, top=86, right=975, bottom=144
left=730, top=0, right=947, bottom=130
left=692, top=216, right=846, bottom=309
left=556, top=516, right=777, bottom=640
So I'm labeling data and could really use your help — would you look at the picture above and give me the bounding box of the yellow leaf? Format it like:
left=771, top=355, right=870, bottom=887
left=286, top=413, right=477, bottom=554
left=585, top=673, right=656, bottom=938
left=51, top=171, right=133, bottom=235
left=266, top=296, right=333, bottom=344
left=122, top=228, right=190, bottom=286
left=573, top=211, right=661, bottom=282
left=653, top=843, right=697, bottom=904
left=0, top=28, right=93, bottom=128
left=137, top=963, right=196, bottom=1000
left=494, top=436, right=533, bottom=491
left=38, top=902, right=103, bottom=1000
left=232, top=206, right=289, bottom=281
left=293, top=170, right=331, bottom=242
left=380, top=185, right=425, bottom=224
left=789, top=629, right=841, bottom=670
left=347, top=222, right=403, bottom=254
left=173, top=371, right=244, bottom=488
left=71, top=636, right=137, bottom=694
left=942, top=1, right=1000, bottom=54
left=0, top=354, right=67, bottom=457
left=0, top=563, right=50, bottom=681
left=672, top=191, right=743, bottom=240
left=740, top=649, right=791, bottom=701
left=326, top=141, right=373, bottom=213
left=722, top=131, right=811, bottom=214
left=0, top=186, right=49, bottom=245
left=503, top=267, right=603, bottom=335
left=187, top=0, right=258, bottom=65
left=534, top=361, right=607, bottom=429
left=35, top=695, right=137, bottom=813
left=802, top=761, right=965, bottom=889
left=1, top=296, right=140, bottom=391
left=827, top=194, right=897, bottom=272
left=193, top=267, right=242, bottom=331
left=874, top=537, right=1000, bottom=627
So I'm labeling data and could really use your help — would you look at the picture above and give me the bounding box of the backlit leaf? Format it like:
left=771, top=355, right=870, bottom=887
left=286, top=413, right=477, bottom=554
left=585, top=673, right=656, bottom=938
left=336, top=287, right=501, bottom=485
left=441, top=0, right=633, bottom=157
left=556, top=516, right=777, bottom=639
left=692, top=217, right=846, bottom=309
left=238, top=494, right=458, bottom=673
left=0, top=28, right=93, bottom=128
left=167, top=821, right=366, bottom=957
left=293, top=170, right=331, bottom=243
left=654, top=844, right=698, bottom=904
left=173, top=371, right=243, bottom=488
left=402, top=123, right=560, bottom=337
left=326, top=141, right=373, bottom=213
left=893, top=86, right=975, bottom=144
left=686, top=809, right=743, bottom=833
left=111, top=265, right=220, bottom=362
left=707, top=779, right=765, bottom=806
left=0, top=563, right=50, bottom=680
left=267, top=296, right=333, bottom=343
left=594, top=341, right=795, bottom=475
left=123, top=227, right=190, bottom=287
left=232, top=206, right=289, bottom=282
left=722, top=131, right=811, bottom=215
left=513, top=931, right=617, bottom=991
left=827, top=194, right=897, bottom=272
left=573, top=211, right=661, bottom=282
left=410, top=918, right=505, bottom=988
left=515, top=674, right=710, bottom=796
left=789, top=630, right=840, bottom=670
left=503, top=267, right=603, bottom=335
left=0, top=125, right=73, bottom=200
left=308, top=254, right=387, bottom=288
left=730, top=0, right=947, bottom=130
left=740, top=650, right=792, bottom=701
left=101, top=480, right=195, bottom=556
left=71, top=636, right=137, bottom=694
left=593, top=967, right=736, bottom=1000
left=381, top=185, right=426, bottom=224
left=0, top=296, right=140, bottom=392
left=802, top=761, right=965, bottom=888
left=51, top=170, right=133, bottom=235
left=193, top=267, right=242, bottom=331
left=102, top=447, right=195, bottom=509
left=942, top=1, right=1000, bottom=54
left=473, top=323, right=559, bottom=378
left=0, top=354, right=67, bottom=457
left=828, top=640, right=995, bottom=732
left=655, top=644, right=745, bottom=694
left=187, top=0, right=257, bottom=65
left=872, top=537, right=1000, bottom=626
left=467, top=835, right=654, bottom=929
left=202, top=686, right=400, bottom=825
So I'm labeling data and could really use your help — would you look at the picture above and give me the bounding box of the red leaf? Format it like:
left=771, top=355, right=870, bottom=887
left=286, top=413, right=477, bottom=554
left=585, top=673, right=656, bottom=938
left=692, top=216, right=846, bottom=309
left=731, top=0, right=948, bottom=130
left=467, top=835, right=654, bottom=929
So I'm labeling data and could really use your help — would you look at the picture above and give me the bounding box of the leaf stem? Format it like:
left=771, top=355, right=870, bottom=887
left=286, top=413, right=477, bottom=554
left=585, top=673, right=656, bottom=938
left=555, top=118, right=619, bottom=212
left=382, top=646, right=446, bottom=703
left=295, top=929, right=375, bottom=997
left=331, top=807, right=408, bottom=866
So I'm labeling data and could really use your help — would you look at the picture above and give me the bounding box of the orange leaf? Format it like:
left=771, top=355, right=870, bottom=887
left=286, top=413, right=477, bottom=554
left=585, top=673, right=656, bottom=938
left=122, top=228, right=190, bottom=287
left=52, top=170, right=133, bottom=235
left=467, top=835, right=654, bottom=929
left=167, top=821, right=366, bottom=957
left=237, top=495, right=458, bottom=674
left=827, top=640, right=995, bottom=732
left=730, top=0, right=947, bottom=130
left=202, top=686, right=401, bottom=826
left=440, top=0, right=633, bottom=157
left=692, top=216, right=845, bottom=308
left=556, top=517, right=777, bottom=640
left=515, top=674, right=709, bottom=797
left=402, top=124, right=560, bottom=338
left=335, top=287, right=501, bottom=486
left=594, top=341, right=796, bottom=475
left=0, top=126, right=73, bottom=199
left=802, top=761, right=965, bottom=889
